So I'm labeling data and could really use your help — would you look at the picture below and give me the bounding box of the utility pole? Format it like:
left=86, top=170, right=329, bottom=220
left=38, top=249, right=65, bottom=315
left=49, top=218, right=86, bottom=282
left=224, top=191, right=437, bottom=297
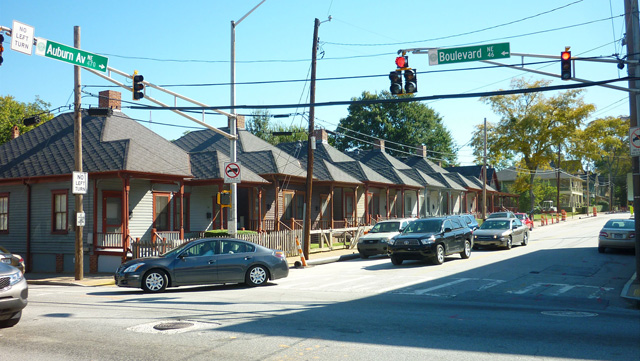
left=624, top=0, right=640, bottom=280
left=557, top=145, right=561, bottom=212
left=73, top=26, right=83, bottom=280
left=304, top=18, right=320, bottom=260
left=482, top=117, right=487, bottom=219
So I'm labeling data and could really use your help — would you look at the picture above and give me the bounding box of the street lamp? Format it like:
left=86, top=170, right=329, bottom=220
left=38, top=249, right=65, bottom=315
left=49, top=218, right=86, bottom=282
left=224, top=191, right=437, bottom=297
left=229, top=0, right=267, bottom=236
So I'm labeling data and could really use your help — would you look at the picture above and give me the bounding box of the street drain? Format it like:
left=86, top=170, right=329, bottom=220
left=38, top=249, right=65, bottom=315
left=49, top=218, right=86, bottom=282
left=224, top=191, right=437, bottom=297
left=153, top=321, right=194, bottom=331
left=541, top=310, right=598, bottom=317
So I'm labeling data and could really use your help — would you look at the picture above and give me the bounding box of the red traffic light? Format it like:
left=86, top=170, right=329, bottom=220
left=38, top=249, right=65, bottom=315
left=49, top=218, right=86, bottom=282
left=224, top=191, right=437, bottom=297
left=395, top=56, right=407, bottom=68
left=561, top=51, right=571, bottom=61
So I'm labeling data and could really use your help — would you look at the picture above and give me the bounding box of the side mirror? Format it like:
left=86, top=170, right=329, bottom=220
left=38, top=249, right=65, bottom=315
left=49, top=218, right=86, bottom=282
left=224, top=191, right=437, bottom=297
left=444, top=227, right=452, bottom=233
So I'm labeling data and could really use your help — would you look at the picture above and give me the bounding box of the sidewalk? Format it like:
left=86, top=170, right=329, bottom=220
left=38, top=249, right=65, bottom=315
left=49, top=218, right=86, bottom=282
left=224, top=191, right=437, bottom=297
left=24, top=247, right=361, bottom=287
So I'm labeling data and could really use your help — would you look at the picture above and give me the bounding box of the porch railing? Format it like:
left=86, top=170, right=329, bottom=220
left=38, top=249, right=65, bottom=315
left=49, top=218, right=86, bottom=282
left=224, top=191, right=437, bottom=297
left=97, top=232, right=123, bottom=248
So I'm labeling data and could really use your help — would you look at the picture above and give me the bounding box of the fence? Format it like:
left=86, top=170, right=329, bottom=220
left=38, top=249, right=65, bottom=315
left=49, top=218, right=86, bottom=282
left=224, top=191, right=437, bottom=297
left=129, top=229, right=302, bottom=259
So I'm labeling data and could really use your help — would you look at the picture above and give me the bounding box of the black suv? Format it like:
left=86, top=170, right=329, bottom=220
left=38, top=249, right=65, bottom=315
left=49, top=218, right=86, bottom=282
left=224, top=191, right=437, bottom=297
left=388, top=217, right=473, bottom=265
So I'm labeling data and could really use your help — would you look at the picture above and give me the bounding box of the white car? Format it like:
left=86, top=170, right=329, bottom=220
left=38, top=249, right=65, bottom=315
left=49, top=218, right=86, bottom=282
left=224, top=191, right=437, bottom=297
left=357, top=218, right=416, bottom=258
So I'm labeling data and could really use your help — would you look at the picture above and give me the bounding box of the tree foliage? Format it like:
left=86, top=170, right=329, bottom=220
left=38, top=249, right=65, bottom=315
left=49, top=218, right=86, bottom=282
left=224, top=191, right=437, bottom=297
left=331, top=91, right=457, bottom=165
left=245, top=110, right=308, bottom=145
left=471, top=78, right=595, bottom=211
left=0, top=95, right=52, bottom=145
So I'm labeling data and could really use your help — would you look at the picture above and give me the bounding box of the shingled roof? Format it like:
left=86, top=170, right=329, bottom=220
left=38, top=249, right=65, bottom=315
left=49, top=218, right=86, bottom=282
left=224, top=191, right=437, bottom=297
left=0, top=110, right=191, bottom=180
left=188, top=150, right=268, bottom=183
left=348, top=149, right=423, bottom=188
left=173, top=128, right=306, bottom=178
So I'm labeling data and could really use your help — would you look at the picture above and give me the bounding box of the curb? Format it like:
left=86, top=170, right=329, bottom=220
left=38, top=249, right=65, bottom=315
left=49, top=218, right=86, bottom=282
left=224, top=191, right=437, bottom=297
left=306, top=253, right=360, bottom=266
left=621, top=272, right=640, bottom=307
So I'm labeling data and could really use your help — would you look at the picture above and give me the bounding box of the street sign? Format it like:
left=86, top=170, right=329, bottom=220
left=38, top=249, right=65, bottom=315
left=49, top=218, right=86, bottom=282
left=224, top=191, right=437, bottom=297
left=630, top=127, right=640, bottom=157
left=10, top=20, right=34, bottom=55
left=224, top=162, right=241, bottom=184
left=428, top=42, right=510, bottom=66
left=76, top=212, right=85, bottom=227
left=35, top=38, right=108, bottom=72
left=72, top=171, right=88, bottom=194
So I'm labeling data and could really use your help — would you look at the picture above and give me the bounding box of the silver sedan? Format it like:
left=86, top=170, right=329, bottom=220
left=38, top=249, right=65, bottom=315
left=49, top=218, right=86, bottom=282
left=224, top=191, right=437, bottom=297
left=473, top=217, right=529, bottom=250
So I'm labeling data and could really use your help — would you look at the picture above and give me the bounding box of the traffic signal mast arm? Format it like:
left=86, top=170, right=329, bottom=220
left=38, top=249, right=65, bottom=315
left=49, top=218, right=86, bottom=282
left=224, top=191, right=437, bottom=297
left=84, top=66, right=238, bottom=139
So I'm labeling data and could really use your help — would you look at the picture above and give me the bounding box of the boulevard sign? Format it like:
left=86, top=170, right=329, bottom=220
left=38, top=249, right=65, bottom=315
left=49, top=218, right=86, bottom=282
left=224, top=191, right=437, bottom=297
left=35, top=38, right=108, bottom=72
left=428, top=42, right=510, bottom=66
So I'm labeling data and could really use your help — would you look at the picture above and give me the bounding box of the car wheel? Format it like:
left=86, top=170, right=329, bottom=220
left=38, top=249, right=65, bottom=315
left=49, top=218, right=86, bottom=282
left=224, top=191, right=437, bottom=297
left=460, top=240, right=471, bottom=259
left=522, top=233, right=529, bottom=246
left=142, top=269, right=168, bottom=293
left=0, top=311, right=21, bottom=328
left=505, top=237, right=512, bottom=250
left=246, top=265, right=269, bottom=287
left=598, top=246, right=606, bottom=253
left=432, top=244, right=445, bottom=265
left=390, top=255, right=403, bottom=265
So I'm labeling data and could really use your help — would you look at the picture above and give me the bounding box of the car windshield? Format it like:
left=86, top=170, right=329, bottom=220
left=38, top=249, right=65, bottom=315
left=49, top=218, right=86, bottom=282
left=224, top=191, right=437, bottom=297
left=488, top=212, right=509, bottom=218
left=480, top=220, right=510, bottom=230
left=404, top=219, right=442, bottom=234
left=370, top=221, right=400, bottom=233
left=604, top=220, right=635, bottom=229
left=515, top=214, right=524, bottom=220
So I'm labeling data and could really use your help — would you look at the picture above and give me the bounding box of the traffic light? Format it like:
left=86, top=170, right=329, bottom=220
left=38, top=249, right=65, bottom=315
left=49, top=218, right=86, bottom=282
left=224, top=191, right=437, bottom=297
left=395, top=56, right=408, bottom=69
left=389, top=70, right=403, bottom=95
left=217, top=190, right=231, bottom=208
left=132, top=72, right=144, bottom=100
left=0, top=34, right=4, bottom=66
left=560, top=51, right=571, bottom=80
left=404, top=69, right=417, bottom=94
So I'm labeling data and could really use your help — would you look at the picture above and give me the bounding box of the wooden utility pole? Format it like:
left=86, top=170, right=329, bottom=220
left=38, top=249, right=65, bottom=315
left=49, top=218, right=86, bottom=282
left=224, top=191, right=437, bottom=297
left=74, top=26, right=83, bottom=280
left=304, top=18, right=320, bottom=259
left=482, top=118, right=487, bottom=219
left=624, top=0, right=640, bottom=280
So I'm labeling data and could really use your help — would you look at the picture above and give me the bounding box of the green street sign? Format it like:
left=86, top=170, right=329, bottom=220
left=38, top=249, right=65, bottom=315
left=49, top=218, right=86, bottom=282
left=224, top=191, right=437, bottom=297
left=35, top=38, right=108, bottom=72
left=428, top=43, right=510, bottom=66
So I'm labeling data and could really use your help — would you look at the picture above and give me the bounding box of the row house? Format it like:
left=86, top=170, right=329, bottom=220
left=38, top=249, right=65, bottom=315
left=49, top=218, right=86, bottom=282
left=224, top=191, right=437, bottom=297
left=0, top=91, right=499, bottom=273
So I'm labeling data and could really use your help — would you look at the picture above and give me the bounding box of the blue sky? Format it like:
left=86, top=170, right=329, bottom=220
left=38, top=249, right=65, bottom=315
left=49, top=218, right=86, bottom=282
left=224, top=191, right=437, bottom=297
left=0, top=0, right=630, bottom=165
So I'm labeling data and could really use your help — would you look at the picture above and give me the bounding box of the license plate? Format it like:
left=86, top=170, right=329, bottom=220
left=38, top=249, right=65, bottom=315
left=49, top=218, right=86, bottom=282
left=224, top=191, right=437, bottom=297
left=614, top=234, right=623, bottom=239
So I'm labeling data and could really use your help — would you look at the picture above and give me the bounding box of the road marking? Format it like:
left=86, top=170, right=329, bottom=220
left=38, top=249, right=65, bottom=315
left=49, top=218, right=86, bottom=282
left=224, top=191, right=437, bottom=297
left=413, top=278, right=471, bottom=295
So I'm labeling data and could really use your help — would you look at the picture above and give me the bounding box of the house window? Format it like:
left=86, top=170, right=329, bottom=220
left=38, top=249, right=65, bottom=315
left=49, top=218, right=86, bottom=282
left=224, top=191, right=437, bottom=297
left=52, top=190, right=68, bottom=234
left=283, top=191, right=305, bottom=220
left=153, top=192, right=171, bottom=231
left=0, top=193, right=8, bottom=233
left=344, top=192, right=354, bottom=221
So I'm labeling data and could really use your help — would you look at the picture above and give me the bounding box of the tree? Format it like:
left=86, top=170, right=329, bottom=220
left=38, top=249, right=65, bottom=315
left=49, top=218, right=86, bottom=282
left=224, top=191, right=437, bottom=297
left=332, top=91, right=457, bottom=165
left=573, top=116, right=631, bottom=208
left=472, top=78, right=595, bottom=212
left=0, top=95, right=52, bottom=145
left=245, top=110, right=308, bottom=145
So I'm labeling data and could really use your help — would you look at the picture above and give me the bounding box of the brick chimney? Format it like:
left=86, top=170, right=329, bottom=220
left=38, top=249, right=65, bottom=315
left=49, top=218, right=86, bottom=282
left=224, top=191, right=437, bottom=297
left=374, top=139, right=385, bottom=151
left=313, top=129, right=329, bottom=143
left=98, top=90, right=121, bottom=110
left=10, top=125, right=19, bottom=140
left=416, top=145, right=427, bottom=157
left=228, top=115, right=245, bottom=130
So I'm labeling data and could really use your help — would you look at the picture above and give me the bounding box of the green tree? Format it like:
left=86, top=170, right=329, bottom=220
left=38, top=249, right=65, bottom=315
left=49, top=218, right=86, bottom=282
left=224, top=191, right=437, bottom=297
left=472, top=78, right=595, bottom=212
left=246, top=110, right=308, bottom=145
left=573, top=116, right=631, bottom=208
left=0, top=95, right=52, bottom=144
left=332, top=91, right=457, bottom=165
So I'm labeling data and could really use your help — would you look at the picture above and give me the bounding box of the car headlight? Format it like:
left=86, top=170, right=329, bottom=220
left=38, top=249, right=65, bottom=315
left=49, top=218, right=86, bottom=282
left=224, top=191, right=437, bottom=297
left=388, top=238, right=396, bottom=245
left=420, top=235, right=436, bottom=245
left=381, top=236, right=394, bottom=243
left=8, top=270, right=24, bottom=286
left=123, top=263, right=144, bottom=273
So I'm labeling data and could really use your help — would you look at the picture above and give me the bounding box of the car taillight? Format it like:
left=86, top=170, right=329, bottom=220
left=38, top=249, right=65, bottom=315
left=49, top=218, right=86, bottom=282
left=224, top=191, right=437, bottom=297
left=274, top=251, right=286, bottom=260
left=599, top=232, right=608, bottom=238
left=630, top=233, right=635, bottom=239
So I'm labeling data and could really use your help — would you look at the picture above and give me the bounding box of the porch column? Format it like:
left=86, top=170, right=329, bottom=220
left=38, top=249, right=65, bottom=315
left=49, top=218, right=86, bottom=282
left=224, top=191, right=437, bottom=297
left=92, top=178, right=98, bottom=253
left=122, top=176, right=130, bottom=255
left=179, top=182, right=184, bottom=240
left=385, top=187, right=390, bottom=218
left=275, top=178, right=280, bottom=231
left=258, top=187, right=263, bottom=231
left=401, top=187, right=405, bottom=218
left=364, top=184, right=369, bottom=225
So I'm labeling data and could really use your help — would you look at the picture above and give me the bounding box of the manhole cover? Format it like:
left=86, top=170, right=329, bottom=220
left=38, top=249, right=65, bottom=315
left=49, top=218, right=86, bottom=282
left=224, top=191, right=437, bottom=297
left=541, top=311, right=598, bottom=318
left=153, top=321, right=195, bottom=331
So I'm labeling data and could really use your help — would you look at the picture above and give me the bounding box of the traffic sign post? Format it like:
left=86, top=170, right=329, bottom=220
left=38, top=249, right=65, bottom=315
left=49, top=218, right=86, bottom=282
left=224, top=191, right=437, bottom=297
left=35, top=38, right=108, bottom=72
left=429, top=42, right=510, bottom=66
left=224, top=162, right=241, bottom=184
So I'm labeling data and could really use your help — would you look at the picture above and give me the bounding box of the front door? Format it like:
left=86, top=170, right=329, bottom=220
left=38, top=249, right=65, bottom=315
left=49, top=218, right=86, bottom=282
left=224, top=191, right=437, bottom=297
left=172, top=240, right=219, bottom=285
left=103, top=192, right=122, bottom=233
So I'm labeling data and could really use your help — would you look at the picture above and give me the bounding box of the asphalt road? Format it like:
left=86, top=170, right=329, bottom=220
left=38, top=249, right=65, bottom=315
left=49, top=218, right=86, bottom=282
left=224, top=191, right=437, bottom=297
left=1, top=213, right=638, bottom=361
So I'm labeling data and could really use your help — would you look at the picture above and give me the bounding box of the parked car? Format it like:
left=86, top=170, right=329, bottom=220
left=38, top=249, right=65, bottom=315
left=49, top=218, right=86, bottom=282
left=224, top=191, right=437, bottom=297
left=460, top=214, right=480, bottom=231
left=0, top=246, right=25, bottom=273
left=598, top=219, right=636, bottom=253
left=514, top=213, right=534, bottom=231
left=114, top=238, right=289, bottom=293
left=0, top=263, right=28, bottom=328
left=357, top=218, right=415, bottom=258
left=388, top=217, right=472, bottom=265
left=487, top=211, right=516, bottom=219
left=473, top=217, right=529, bottom=249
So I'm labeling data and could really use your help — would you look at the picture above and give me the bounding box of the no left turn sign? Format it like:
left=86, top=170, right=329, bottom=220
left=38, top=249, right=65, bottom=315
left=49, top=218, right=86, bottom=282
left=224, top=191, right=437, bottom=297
left=630, top=127, right=640, bottom=157
left=224, top=162, right=241, bottom=183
